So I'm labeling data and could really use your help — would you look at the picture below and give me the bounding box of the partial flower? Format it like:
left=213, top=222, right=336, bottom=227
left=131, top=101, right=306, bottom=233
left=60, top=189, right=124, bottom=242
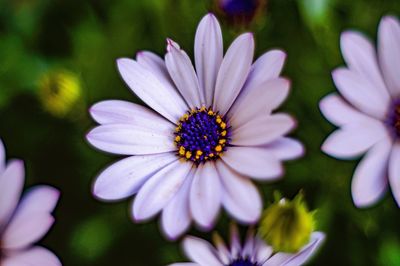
left=259, top=192, right=315, bottom=253
left=169, top=224, right=324, bottom=266
left=320, top=15, right=400, bottom=207
left=0, top=139, right=61, bottom=266
left=215, top=0, right=267, bottom=26
left=87, top=13, right=302, bottom=239
left=38, top=69, right=82, bottom=118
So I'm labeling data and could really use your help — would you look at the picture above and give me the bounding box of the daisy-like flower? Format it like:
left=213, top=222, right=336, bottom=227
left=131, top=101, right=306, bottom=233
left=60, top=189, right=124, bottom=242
left=87, top=13, right=302, bottom=239
left=0, top=139, right=61, bottom=266
left=320, top=15, right=400, bottom=207
left=169, top=224, right=325, bottom=266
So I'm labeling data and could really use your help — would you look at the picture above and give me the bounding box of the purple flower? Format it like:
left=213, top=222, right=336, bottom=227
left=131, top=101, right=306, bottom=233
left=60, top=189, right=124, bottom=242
left=0, top=139, right=61, bottom=266
left=87, top=13, right=302, bottom=239
left=217, top=0, right=265, bottom=25
left=320, top=15, right=400, bottom=207
left=168, top=224, right=324, bottom=266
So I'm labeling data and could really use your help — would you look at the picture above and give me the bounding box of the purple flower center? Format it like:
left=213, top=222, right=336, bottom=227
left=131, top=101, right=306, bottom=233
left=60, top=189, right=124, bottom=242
left=174, top=107, right=230, bottom=164
left=229, top=258, right=259, bottom=266
left=221, top=0, right=259, bottom=16
left=388, top=101, right=400, bottom=137
left=394, top=105, right=400, bottom=136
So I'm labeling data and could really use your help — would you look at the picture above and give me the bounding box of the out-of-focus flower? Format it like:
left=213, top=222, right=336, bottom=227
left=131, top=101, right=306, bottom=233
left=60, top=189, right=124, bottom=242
left=258, top=193, right=314, bottom=253
left=87, top=13, right=303, bottom=240
left=215, top=0, right=267, bottom=26
left=320, top=15, right=400, bottom=208
left=0, top=139, right=61, bottom=266
left=168, top=224, right=324, bottom=266
left=38, top=70, right=82, bottom=118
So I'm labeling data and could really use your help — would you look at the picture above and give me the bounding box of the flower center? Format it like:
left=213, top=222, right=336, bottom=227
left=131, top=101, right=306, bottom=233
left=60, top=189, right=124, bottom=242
left=174, top=107, right=230, bottom=164
left=393, top=103, right=400, bottom=137
left=229, top=258, right=259, bottom=266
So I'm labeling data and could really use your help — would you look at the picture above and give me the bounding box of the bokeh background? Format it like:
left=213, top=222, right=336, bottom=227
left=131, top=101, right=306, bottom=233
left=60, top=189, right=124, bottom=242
left=1, top=0, right=400, bottom=265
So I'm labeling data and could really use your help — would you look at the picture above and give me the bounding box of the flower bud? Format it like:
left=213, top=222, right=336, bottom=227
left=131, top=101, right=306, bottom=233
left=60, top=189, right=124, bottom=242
left=38, top=70, right=82, bottom=117
left=258, top=192, right=315, bottom=253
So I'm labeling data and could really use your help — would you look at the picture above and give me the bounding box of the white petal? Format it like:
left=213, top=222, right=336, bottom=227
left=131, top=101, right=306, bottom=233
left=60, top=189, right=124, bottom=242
left=15, top=186, right=59, bottom=215
left=212, top=234, right=230, bottom=265
left=216, top=161, right=262, bottom=223
left=265, top=232, right=325, bottom=266
left=2, top=246, right=61, bottom=266
left=322, top=120, right=389, bottom=159
left=86, top=123, right=175, bottom=155
left=264, top=138, right=304, bottom=161
left=0, top=160, right=24, bottom=229
left=166, top=40, right=203, bottom=107
left=117, top=58, right=187, bottom=123
left=2, top=213, right=54, bottom=249
left=161, top=171, right=194, bottom=240
left=340, top=31, right=388, bottom=95
left=283, top=232, right=325, bottom=266
left=183, top=236, right=222, bottom=266
left=222, top=146, right=283, bottom=180
left=213, top=33, right=254, bottom=115
left=229, top=223, right=242, bottom=258
left=246, top=50, right=286, bottom=87
left=133, top=160, right=192, bottom=221
left=228, top=78, right=290, bottom=128
left=231, top=114, right=296, bottom=146
left=90, top=100, right=174, bottom=132
left=136, top=51, right=176, bottom=90
left=254, top=237, right=273, bottom=263
left=190, top=163, right=221, bottom=229
left=332, top=68, right=390, bottom=119
left=241, top=229, right=255, bottom=258
left=378, top=16, right=400, bottom=98
left=195, top=13, right=223, bottom=106
left=351, top=138, right=392, bottom=207
left=319, top=93, right=376, bottom=126
left=93, top=153, right=177, bottom=201
left=389, top=141, right=400, bottom=206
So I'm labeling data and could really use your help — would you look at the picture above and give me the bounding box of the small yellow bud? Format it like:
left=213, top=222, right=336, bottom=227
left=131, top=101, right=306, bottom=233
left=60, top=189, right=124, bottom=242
left=175, top=135, right=181, bottom=142
left=258, top=192, right=315, bottom=253
left=38, top=70, right=82, bottom=117
left=185, top=151, right=192, bottom=159
left=208, top=110, right=214, bottom=115
left=221, top=130, right=227, bottom=137
left=220, top=122, right=226, bottom=129
left=196, top=150, right=203, bottom=156
left=216, top=116, right=222, bottom=124
left=219, top=139, right=226, bottom=144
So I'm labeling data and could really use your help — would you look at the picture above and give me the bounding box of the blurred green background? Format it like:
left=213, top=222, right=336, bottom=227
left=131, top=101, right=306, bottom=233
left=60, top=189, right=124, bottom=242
left=1, top=0, right=400, bottom=265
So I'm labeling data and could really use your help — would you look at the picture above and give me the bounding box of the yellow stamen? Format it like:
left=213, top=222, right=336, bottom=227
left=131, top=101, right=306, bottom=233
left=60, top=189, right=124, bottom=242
left=215, top=145, right=222, bottom=152
left=179, top=146, right=185, bottom=155
left=221, top=130, right=227, bottom=137
left=185, top=151, right=192, bottom=159
left=216, top=116, right=222, bottom=124
left=175, top=135, right=181, bottom=142
left=196, top=150, right=203, bottom=156
left=219, top=139, right=226, bottom=144
left=208, top=110, right=214, bottom=115
left=220, top=122, right=226, bottom=129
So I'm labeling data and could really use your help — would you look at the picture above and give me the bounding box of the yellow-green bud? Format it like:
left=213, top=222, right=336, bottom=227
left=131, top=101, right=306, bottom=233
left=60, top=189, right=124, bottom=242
left=258, top=192, right=315, bottom=253
left=38, top=70, right=82, bottom=117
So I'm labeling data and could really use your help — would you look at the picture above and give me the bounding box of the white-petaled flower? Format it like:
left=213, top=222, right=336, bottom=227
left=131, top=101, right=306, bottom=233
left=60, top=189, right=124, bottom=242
left=320, top=15, right=400, bottom=208
left=168, top=224, right=325, bottom=266
left=0, top=139, right=61, bottom=266
left=87, top=13, right=302, bottom=239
